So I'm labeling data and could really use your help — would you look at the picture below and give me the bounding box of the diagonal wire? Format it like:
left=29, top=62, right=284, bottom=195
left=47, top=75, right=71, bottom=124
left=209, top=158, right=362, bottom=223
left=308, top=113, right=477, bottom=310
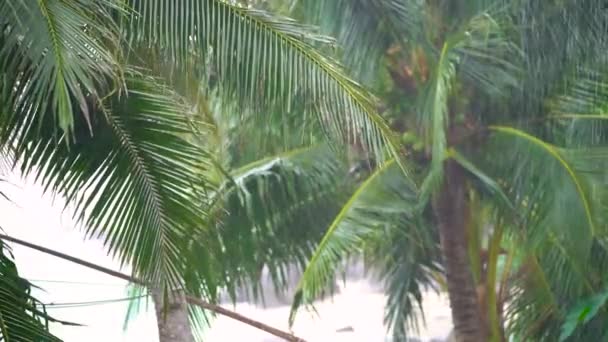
left=42, top=295, right=149, bottom=309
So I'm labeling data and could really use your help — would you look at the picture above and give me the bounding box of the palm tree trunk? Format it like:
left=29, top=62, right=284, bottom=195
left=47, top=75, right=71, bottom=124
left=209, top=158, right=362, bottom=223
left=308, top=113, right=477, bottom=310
left=152, top=288, right=195, bottom=342
left=435, top=159, right=486, bottom=342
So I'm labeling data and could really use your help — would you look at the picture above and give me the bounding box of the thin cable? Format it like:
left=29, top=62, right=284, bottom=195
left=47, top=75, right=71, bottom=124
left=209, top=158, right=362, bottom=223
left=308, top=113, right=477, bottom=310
left=29, top=279, right=126, bottom=286
left=0, top=233, right=307, bottom=342
left=39, top=295, right=149, bottom=309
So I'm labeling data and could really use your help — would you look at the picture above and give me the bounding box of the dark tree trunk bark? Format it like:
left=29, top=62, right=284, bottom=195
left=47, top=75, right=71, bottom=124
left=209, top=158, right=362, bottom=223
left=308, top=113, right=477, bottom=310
left=435, top=159, right=486, bottom=342
left=152, top=288, right=195, bottom=342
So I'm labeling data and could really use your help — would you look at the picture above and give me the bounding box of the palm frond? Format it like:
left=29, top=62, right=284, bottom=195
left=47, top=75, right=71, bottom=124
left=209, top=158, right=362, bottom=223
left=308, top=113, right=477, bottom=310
left=125, top=0, right=403, bottom=168
left=289, top=0, right=424, bottom=81
left=492, top=62, right=608, bottom=340
left=509, top=0, right=608, bottom=117
left=0, top=0, right=122, bottom=135
left=452, top=10, right=521, bottom=96
left=365, top=212, right=440, bottom=340
left=506, top=239, right=608, bottom=341
left=418, top=42, right=454, bottom=201
left=546, top=66, right=608, bottom=147
left=290, top=160, right=422, bottom=327
left=189, top=145, right=350, bottom=304
left=3, top=72, right=215, bottom=299
left=122, top=284, right=151, bottom=332
left=448, top=148, right=512, bottom=209
left=489, top=126, right=596, bottom=236
left=474, top=126, right=608, bottom=340
left=202, top=91, right=324, bottom=168
left=418, top=6, right=519, bottom=200
left=0, top=239, right=68, bottom=341
left=559, top=287, right=608, bottom=341
left=0, top=148, right=12, bottom=203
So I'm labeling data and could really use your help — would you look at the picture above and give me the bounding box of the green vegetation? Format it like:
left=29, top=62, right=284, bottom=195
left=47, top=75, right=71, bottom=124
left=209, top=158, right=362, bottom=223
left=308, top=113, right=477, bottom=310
left=2, top=0, right=608, bottom=341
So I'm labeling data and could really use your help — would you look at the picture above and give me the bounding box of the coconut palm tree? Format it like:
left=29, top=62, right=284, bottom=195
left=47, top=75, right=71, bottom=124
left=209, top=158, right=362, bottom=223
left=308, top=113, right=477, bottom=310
left=0, top=0, right=401, bottom=341
left=266, top=0, right=608, bottom=341
left=2, top=1, right=608, bottom=341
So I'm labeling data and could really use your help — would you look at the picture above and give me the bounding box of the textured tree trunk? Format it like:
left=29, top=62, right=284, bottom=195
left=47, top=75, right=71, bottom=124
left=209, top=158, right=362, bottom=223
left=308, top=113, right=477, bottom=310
left=435, top=159, right=486, bottom=342
left=152, top=288, right=195, bottom=342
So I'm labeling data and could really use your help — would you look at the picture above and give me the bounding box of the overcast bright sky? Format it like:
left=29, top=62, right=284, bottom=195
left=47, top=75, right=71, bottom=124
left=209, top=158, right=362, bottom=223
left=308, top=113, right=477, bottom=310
left=0, top=172, right=452, bottom=341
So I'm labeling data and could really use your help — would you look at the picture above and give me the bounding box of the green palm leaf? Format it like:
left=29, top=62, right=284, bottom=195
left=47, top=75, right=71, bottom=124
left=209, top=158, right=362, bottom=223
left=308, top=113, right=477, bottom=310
left=511, top=0, right=608, bottom=115
left=289, top=0, right=423, bottom=81
left=452, top=11, right=521, bottom=96
left=418, top=9, right=519, bottom=201
left=559, top=287, right=608, bottom=341
left=546, top=67, right=608, bottom=147
left=475, top=126, right=608, bottom=340
left=489, top=126, right=596, bottom=236
left=366, top=212, right=440, bottom=340
left=448, top=148, right=512, bottom=209
left=0, top=240, right=74, bottom=341
left=192, top=145, right=350, bottom=302
left=125, top=0, right=403, bottom=168
left=489, top=63, right=608, bottom=340
left=418, top=41, right=453, bottom=200
left=0, top=0, right=122, bottom=135
left=290, top=160, right=423, bottom=327
left=3, top=73, right=215, bottom=297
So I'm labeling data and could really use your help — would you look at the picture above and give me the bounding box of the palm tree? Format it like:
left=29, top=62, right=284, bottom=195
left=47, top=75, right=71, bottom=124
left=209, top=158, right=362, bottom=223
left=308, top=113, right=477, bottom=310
left=264, top=0, right=608, bottom=341
left=3, top=1, right=608, bottom=341
left=0, top=239, right=73, bottom=341
left=0, top=0, right=401, bottom=341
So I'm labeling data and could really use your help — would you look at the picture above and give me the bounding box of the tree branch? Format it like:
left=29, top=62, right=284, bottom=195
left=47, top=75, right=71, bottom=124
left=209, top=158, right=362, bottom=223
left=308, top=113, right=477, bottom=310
left=0, top=234, right=306, bottom=342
